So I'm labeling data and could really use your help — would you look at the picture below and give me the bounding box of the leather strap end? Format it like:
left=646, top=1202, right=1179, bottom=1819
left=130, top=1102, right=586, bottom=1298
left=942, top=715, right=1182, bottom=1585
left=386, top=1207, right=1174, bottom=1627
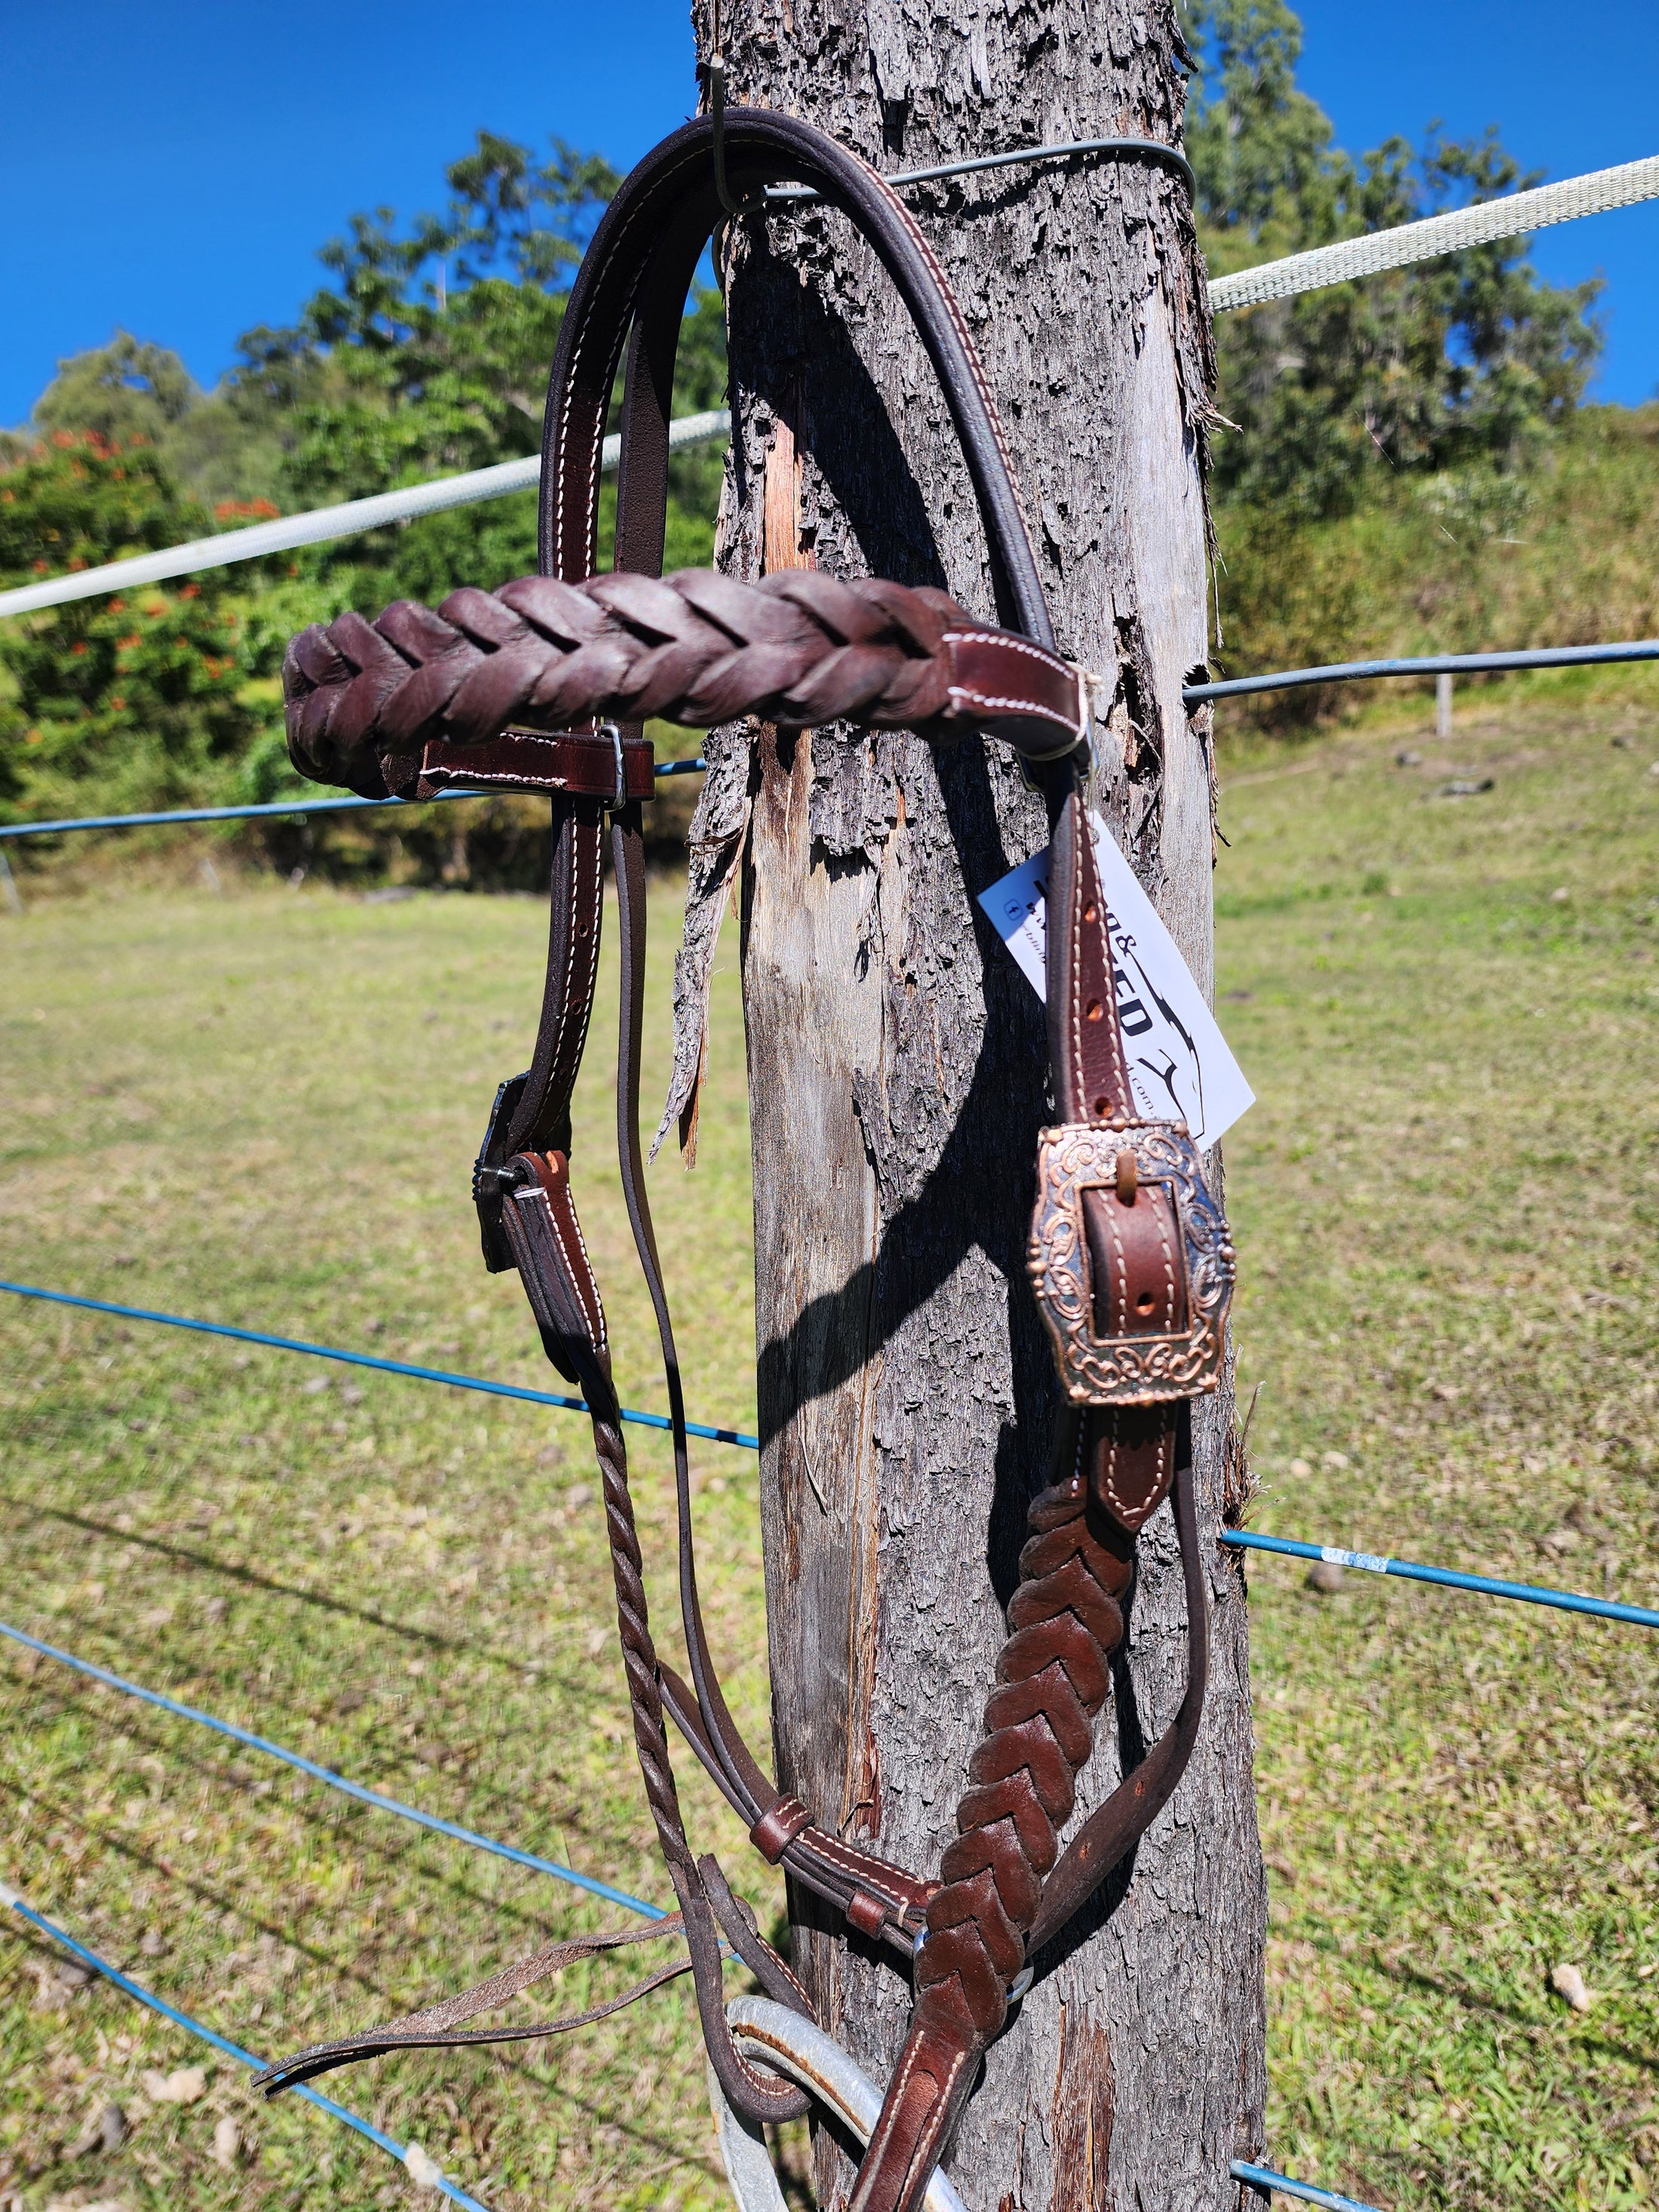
left=941, top=629, right=1087, bottom=759
left=499, top=1152, right=609, bottom=1379
left=846, top=1888, right=890, bottom=1940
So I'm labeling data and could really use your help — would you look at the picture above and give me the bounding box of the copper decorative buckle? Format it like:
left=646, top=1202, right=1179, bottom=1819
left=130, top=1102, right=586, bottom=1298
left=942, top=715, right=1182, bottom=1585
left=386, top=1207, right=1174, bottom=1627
left=1027, top=1120, right=1235, bottom=1406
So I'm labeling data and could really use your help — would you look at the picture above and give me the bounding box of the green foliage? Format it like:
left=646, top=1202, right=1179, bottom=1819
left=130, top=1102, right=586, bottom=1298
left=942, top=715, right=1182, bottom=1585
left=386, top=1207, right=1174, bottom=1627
left=0, top=128, right=728, bottom=836
left=1213, top=400, right=1659, bottom=718
left=230, top=127, right=724, bottom=600
left=0, top=432, right=269, bottom=822
left=1187, top=0, right=1602, bottom=516
left=31, top=333, right=198, bottom=449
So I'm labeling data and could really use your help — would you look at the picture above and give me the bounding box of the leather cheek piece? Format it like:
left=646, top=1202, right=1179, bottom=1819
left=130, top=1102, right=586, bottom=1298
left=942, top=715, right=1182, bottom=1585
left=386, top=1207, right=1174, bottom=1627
left=498, top=1162, right=608, bottom=1370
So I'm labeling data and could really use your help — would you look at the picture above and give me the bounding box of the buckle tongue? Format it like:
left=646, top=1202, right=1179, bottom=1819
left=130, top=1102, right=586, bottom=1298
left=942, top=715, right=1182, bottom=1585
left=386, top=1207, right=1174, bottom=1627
left=1028, top=1120, right=1234, bottom=1405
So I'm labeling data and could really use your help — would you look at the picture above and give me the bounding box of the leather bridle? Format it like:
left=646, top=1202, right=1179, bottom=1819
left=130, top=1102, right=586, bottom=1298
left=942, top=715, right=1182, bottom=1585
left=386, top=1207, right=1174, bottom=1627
left=257, top=109, right=1233, bottom=2212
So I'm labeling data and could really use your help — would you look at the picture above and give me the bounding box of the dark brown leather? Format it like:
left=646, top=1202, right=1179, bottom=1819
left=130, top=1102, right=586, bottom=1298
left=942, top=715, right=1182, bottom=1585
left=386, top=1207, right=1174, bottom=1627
left=750, top=1796, right=813, bottom=1863
left=264, top=103, right=1225, bottom=2208
left=253, top=1917, right=692, bottom=2094
left=282, top=568, right=1084, bottom=801
left=419, top=728, right=658, bottom=799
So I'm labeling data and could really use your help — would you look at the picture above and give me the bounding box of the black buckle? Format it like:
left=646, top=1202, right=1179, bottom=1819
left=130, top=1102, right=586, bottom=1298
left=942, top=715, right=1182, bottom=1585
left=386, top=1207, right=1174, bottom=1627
left=473, top=1074, right=529, bottom=1273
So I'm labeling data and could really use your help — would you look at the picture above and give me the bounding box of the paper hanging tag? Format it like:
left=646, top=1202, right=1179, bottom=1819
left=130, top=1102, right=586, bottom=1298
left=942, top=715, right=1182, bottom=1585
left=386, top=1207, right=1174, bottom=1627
left=977, top=815, right=1254, bottom=1149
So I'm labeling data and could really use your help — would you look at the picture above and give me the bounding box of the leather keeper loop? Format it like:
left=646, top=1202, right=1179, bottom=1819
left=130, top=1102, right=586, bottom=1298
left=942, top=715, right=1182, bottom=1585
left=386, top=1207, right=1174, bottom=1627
left=419, top=729, right=657, bottom=799
left=845, top=1888, right=889, bottom=1940
left=749, top=1796, right=813, bottom=1864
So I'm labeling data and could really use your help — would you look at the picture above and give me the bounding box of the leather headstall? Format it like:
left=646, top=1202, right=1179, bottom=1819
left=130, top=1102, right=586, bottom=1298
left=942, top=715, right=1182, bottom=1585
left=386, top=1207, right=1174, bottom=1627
left=256, top=108, right=1233, bottom=2212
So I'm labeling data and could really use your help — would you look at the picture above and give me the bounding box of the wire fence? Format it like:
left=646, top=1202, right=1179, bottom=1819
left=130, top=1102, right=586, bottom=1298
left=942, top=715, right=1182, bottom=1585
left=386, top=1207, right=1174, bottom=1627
left=2, top=1621, right=1372, bottom=2212
left=0, top=754, right=707, bottom=843
left=5, top=130, right=1656, bottom=2212
left=5, top=1278, right=1651, bottom=1633
left=3, top=1882, right=495, bottom=2212
left=0, top=1616, right=665, bottom=1918
left=0, top=1278, right=759, bottom=1447
left=0, top=635, right=1654, bottom=849
left=0, top=410, right=732, bottom=621
left=2, top=152, right=1652, bottom=626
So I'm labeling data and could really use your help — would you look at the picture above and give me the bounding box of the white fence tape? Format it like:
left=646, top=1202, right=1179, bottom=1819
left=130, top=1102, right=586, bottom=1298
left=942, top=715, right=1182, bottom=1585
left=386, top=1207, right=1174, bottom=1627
left=5, top=148, right=1654, bottom=621
left=1207, top=151, right=1659, bottom=312
left=0, top=409, right=732, bottom=622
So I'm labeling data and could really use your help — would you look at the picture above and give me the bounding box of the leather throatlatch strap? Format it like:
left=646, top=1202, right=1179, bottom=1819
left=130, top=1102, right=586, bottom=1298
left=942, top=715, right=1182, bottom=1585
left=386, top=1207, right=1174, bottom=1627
left=259, top=103, right=1231, bottom=2212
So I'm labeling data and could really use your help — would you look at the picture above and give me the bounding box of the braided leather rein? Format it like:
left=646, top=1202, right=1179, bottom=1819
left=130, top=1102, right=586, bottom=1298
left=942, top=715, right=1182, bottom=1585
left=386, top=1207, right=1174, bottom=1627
left=255, top=105, right=1233, bottom=2212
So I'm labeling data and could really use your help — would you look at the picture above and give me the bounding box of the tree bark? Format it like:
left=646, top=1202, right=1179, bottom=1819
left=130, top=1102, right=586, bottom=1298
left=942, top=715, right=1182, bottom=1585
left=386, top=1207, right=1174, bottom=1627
left=686, top=5, right=1267, bottom=2204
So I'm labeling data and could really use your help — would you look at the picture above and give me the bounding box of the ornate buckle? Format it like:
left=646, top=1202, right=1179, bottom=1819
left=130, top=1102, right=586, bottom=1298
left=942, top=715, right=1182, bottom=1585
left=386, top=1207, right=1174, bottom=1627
left=1027, top=1120, right=1234, bottom=1406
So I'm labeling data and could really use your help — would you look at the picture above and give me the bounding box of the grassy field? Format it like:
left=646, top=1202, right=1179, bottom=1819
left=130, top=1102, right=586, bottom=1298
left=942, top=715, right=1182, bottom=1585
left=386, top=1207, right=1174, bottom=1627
left=2, top=673, right=1656, bottom=2212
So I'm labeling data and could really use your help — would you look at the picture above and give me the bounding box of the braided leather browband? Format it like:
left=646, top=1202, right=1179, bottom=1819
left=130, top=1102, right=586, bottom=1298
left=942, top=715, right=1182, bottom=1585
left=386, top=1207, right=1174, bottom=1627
left=256, top=108, right=1230, bottom=2212
left=284, top=569, right=1087, bottom=801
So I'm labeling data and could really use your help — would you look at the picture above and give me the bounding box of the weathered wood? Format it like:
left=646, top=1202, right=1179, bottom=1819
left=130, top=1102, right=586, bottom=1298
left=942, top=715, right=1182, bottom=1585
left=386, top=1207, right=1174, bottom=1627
left=683, top=5, right=1268, bottom=2204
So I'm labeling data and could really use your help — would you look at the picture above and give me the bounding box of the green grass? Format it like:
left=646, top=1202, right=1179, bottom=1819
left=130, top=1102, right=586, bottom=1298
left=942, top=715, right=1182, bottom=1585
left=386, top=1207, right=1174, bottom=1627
left=1219, top=679, right=1659, bottom=2207
left=2, top=680, right=1657, bottom=2210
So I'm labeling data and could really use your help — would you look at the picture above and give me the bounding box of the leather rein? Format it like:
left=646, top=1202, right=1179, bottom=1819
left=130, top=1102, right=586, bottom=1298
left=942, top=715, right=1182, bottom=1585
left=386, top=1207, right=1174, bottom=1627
left=256, top=109, right=1234, bottom=2212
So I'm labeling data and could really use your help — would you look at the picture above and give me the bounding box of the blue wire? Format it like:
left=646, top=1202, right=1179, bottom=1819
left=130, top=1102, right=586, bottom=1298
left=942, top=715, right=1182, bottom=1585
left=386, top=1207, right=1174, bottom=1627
left=0, top=759, right=707, bottom=840
left=1221, top=1528, right=1659, bottom=1631
left=0, top=1279, right=759, bottom=1450
left=11, top=1279, right=1656, bottom=1631
left=0, top=1616, right=665, bottom=1922
left=2, top=1888, right=495, bottom=2212
left=1231, top=2158, right=1382, bottom=2212
left=1185, top=637, right=1659, bottom=704
left=4, top=1892, right=1378, bottom=2212
left=0, top=792, right=469, bottom=837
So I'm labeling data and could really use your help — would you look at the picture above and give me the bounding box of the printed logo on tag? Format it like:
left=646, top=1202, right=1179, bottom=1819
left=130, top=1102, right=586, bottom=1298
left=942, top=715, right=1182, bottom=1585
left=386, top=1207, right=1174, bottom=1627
left=977, top=816, right=1254, bottom=1149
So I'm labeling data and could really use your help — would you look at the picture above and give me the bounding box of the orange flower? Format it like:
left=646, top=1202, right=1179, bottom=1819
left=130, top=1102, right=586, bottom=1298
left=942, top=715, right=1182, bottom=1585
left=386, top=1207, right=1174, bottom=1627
left=118, top=634, right=141, bottom=650
left=109, top=597, right=125, bottom=612
left=110, top=695, right=127, bottom=711
left=69, top=641, right=87, bottom=656
left=180, top=581, right=201, bottom=599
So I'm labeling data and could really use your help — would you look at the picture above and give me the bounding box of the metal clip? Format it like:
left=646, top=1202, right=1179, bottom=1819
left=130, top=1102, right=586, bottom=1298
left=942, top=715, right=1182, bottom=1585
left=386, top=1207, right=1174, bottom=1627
left=704, top=55, right=744, bottom=218
left=600, top=721, right=626, bottom=807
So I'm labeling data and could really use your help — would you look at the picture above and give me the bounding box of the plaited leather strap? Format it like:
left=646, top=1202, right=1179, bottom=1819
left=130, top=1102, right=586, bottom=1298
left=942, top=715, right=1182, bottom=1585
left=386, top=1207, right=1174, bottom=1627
left=283, top=568, right=1084, bottom=801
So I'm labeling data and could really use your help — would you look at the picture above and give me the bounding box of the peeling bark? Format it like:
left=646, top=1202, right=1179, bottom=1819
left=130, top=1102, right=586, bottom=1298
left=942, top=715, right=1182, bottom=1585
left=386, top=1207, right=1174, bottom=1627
left=677, top=4, right=1267, bottom=2203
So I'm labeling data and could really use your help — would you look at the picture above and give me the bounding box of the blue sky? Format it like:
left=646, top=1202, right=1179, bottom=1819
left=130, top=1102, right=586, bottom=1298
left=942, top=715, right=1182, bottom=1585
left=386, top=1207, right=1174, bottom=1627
left=3, top=0, right=1654, bottom=430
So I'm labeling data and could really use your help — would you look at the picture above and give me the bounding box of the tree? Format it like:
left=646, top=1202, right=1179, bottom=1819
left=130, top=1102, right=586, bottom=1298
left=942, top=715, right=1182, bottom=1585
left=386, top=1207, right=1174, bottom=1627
left=680, top=4, right=1265, bottom=2205
left=0, top=433, right=264, bottom=823
left=31, top=333, right=200, bottom=450
left=1185, top=0, right=1601, bottom=515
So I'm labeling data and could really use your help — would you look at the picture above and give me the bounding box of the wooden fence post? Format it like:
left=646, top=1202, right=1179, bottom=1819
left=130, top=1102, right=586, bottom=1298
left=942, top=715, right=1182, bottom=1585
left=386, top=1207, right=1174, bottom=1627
left=683, top=5, right=1267, bottom=2203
